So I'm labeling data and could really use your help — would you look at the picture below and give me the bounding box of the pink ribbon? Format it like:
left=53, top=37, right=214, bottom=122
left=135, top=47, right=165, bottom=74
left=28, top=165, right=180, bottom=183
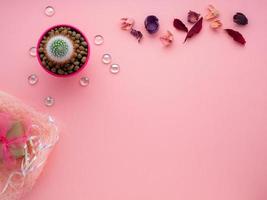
left=0, top=113, right=29, bottom=167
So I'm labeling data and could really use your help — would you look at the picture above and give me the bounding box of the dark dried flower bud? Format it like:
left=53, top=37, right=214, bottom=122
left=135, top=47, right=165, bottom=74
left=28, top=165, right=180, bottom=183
left=144, top=15, right=159, bottom=34
left=233, top=12, right=248, bottom=25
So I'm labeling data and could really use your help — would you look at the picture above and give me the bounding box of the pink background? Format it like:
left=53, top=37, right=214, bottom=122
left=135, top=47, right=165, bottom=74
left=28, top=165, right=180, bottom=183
left=1, top=0, right=267, bottom=199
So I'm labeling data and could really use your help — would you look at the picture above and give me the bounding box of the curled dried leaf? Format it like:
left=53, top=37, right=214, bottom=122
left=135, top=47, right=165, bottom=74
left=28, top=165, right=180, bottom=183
left=120, top=18, right=135, bottom=30
left=205, top=5, right=219, bottom=20
left=173, top=19, right=188, bottom=32
left=188, top=11, right=200, bottom=24
left=210, top=19, right=222, bottom=29
left=184, top=17, right=203, bottom=42
left=130, top=29, right=143, bottom=43
left=160, top=30, right=174, bottom=47
left=225, top=29, right=246, bottom=45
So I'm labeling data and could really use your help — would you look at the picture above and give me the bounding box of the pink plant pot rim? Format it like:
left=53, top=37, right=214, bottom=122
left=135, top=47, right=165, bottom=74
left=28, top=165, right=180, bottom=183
left=36, top=24, right=90, bottom=78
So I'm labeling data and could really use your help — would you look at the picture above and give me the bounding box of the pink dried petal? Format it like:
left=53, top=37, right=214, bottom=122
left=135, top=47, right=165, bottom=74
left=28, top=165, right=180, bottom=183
left=160, top=30, right=174, bottom=46
left=205, top=5, right=219, bottom=20
left=210, top=19, right=222, bottom=29
left=120, top=18, right=135, bottom=30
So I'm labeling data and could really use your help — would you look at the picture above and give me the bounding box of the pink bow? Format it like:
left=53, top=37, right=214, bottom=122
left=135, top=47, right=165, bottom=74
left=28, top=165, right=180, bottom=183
left=0, top=113, right=29, bottom=167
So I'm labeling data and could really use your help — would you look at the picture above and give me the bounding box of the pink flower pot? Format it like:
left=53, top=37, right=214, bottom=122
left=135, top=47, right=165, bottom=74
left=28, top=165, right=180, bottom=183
left=36, top=24, right=90, bottom=77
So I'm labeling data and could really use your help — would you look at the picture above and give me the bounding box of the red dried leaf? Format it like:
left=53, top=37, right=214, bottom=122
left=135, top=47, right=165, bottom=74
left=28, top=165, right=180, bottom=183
left=184, top=17, right=203, bottom=42
left=173, top=19, right=188, bottom=32
left=225, top=29, right=246, bottom=45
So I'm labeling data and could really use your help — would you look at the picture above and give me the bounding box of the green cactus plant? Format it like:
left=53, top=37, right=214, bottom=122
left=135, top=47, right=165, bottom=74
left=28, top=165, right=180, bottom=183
left=45, top=35, right=74, bottom=63
left=38, top=26, right=89, bottom=75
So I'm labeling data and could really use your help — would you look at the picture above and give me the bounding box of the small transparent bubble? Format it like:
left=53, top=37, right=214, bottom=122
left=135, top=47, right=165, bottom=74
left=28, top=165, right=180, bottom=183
left=102, top=54, right=112, bottom=64
left=29, top=47, right=37, bottom=57
left=28, top=74, right=39, bottom=85
left=94, top=35, right=104, bottom=45
left=45, top=6, right=55, bottom=17
left=79, top=76, right=90, bottom=87
left=110, top=64, right=120, bottom=74
left=44, top=96, right=55, bottom=107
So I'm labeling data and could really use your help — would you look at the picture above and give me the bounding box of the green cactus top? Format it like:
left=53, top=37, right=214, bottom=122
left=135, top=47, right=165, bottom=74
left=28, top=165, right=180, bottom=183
left=50, top=38, right=69, bottom=58
left=46, top=35, right=74, bottom=63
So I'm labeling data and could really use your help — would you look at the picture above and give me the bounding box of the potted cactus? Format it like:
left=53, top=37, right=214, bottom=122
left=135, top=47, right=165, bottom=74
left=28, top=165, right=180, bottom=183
left=37, top=25, right=90, bottom=77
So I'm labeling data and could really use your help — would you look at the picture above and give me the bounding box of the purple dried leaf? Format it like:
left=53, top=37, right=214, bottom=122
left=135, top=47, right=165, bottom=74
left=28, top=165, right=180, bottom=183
left=130, top=29, right=143, bottom=43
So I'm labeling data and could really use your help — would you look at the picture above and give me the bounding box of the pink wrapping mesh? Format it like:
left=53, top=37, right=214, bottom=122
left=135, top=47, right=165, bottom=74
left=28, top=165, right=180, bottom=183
left=0, top=91, right=59, bottom=200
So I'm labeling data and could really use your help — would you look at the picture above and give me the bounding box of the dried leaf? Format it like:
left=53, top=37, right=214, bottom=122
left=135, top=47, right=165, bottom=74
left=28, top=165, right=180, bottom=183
left=130, top=29, right=143, bottom=43
left=205, top=5, right=219, bottom=20
left=210, top=19, right=222, bottom=29
left=173, top=19, right=188, bottom=32
left=225, top=29, right=246, bottom=45
left=120, top=18, right=135, bottom=30
left=160, top=30, right=174, bottom=47
left=184, top=17, right=203, bottom=42
left=188, top=11, right=200, bottom=24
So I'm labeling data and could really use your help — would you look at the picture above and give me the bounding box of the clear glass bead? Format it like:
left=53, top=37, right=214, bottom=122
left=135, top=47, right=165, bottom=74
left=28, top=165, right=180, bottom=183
left=102, top=54, right=112, bottom=64
left=29, top=47, right=37, bottom=57
left=94, top=35, right=104, bottom=45
left=44, top=96, right=55, bottom=107
left=110, top=64, right=120, bottom=74
left=45, top=6, right=55, bottom=17
left=79, top=76, right=90, bottom=87
left=28, top=74, right=39, bottom=85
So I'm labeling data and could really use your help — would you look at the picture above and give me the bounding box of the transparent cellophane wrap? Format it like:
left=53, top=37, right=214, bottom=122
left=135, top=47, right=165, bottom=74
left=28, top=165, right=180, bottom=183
left=0, top=92, right=59, bottom=200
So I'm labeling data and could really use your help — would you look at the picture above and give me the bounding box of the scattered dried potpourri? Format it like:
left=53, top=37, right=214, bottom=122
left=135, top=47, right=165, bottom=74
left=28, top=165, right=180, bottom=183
left=233, top=12, right=248, bottom=25
left=187, top=11, right=200, bottom=24
left=120, top=18, right=135, bottom=30
left=184, top=17, right=203, bottom=42
left=225, top=29, right=246, bottom=45
left=173, top=19, right=188, bottom=32
left=160, top=30, right=174, bottom=47
left=210, top=19, right=222, bottom=29
left=130, top=29, right=143, bottom=42
left=205, top=5, right=219, bottom=20
left=144, top=15, right=159, bottom=34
